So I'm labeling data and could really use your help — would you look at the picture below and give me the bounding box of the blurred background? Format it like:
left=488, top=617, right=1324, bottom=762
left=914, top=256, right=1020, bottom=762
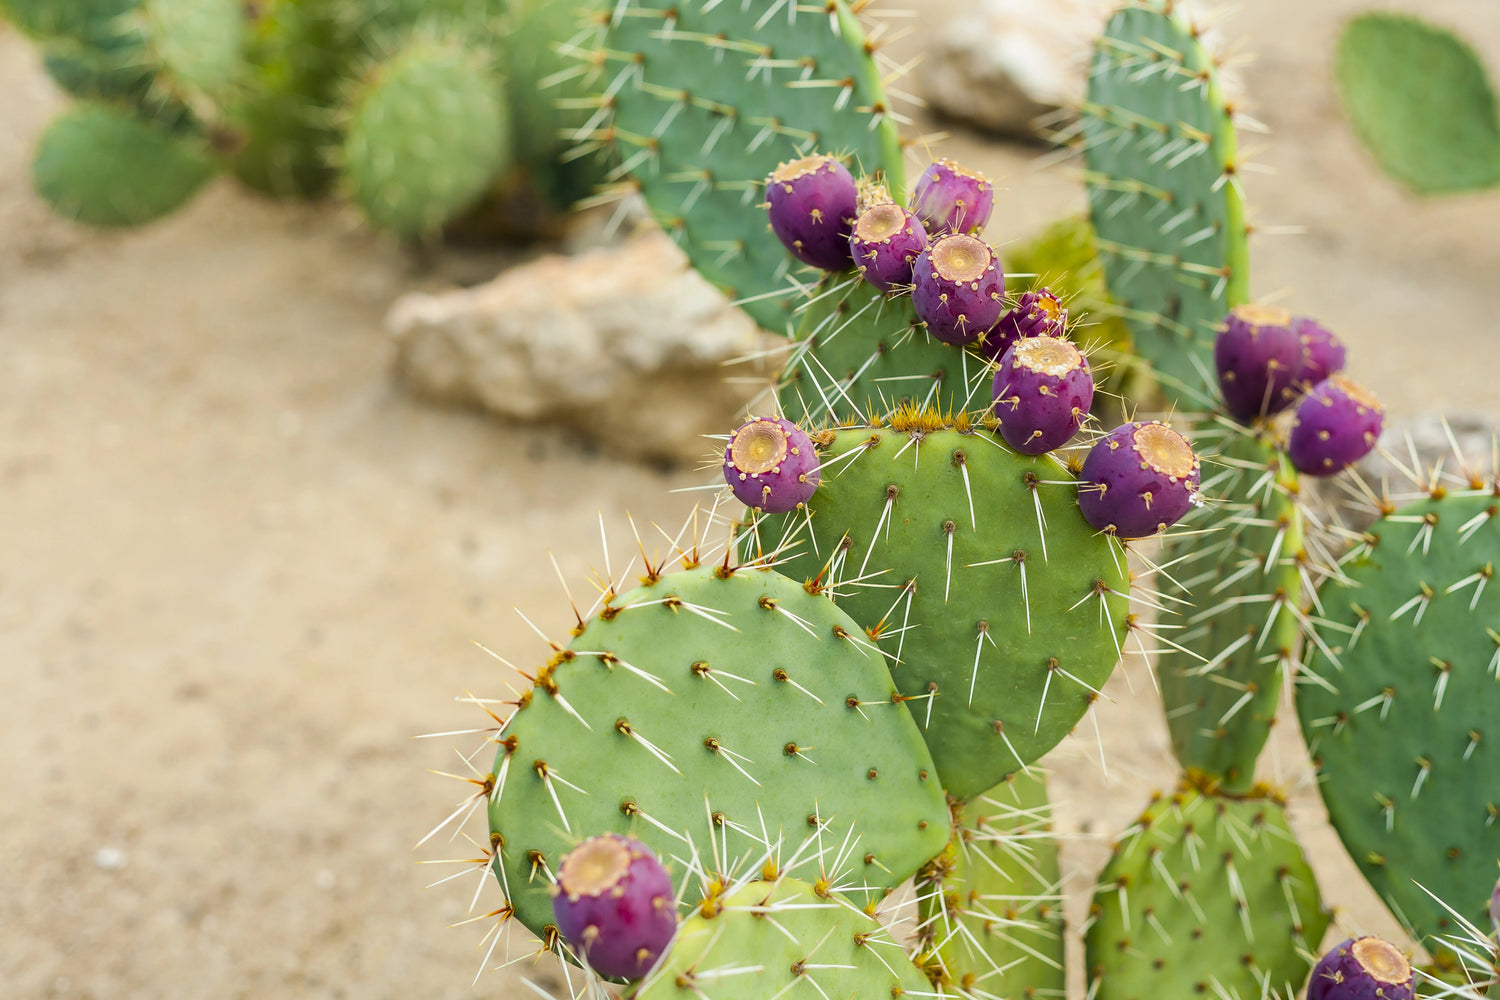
left=2, top=1, right=1498, bottom=997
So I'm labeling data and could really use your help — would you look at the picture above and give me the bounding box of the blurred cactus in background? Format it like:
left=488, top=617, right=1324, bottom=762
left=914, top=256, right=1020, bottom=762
left=0, top=0, right=609, bottom=237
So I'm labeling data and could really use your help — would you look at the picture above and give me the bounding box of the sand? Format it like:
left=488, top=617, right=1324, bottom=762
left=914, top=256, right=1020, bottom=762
left=3, top=2, right=1498, bottom=997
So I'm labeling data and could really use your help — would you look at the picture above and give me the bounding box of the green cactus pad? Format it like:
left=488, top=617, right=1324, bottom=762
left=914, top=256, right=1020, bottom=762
left=342, top=37, right=512, bottom=237
left=0, top=0, right=139, bottom=43
left=145, top=0, right=244, bottom=97
left=487, top=563, right=950, bottom=939
left=1086, top=785, right=1329, bottom=1000
left=1297, top=490, right=1500, bottom=950
left=1081, top=0, right=1248, bottom=406
left=601, top=0, right=904, bottom=332
left=630, top=877, right=931, bottom=1000
left=1336, top=13, right=1500, bottom=195
left=756, top=422, right=1130, bottom=800
left=916, top=771, right=1065, bottom=999
left=777, top=276, right=992, bottom=426
left=1156, top=427, right=1304, bottom=793
left=32, top=104, right=215, bottom=227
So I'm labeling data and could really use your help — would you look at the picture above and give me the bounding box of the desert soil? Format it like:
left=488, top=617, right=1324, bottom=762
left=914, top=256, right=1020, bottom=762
left=2, top=2, right=1498, bottom=997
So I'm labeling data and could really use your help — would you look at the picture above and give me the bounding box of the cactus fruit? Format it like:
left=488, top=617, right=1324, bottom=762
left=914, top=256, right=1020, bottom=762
left=915, top=772, right=1065, bottom=999
left=850, top=201, right=928, bottom=294
left=487, top=559, right=950, bottom=936
left=32, top=103, right=215, bottom=227
left=1086, top=785, right=1330, bottom=1000
left=1077, top=421, right=1201, bottom=539
left=913, top=234, right=1006, bottom=346
left=1294, top=316, right=1347, bottom=387
left=910, top=159, right=994, bottom=236
left=1082, top=0, right=1249, bottom=404
left=982, top=287, right=1067, bottom=364
left=1215, top=305, right=1305, bottom=422
left=1298, top=488, right=1500, bottom=951
left=632, top=877, right=932, bottom=1000
left=1308, top=937, right=1414, bottom=1000
left=551, top=834, right=678, bottom=979
left=1287, top=376, right=1384, bottom=476
left=342, top=38, right=511, bottom=239
left=765, top=155, right=859, bottom=272
left=1492, top=874, right=1500, bottom=937
left=991, top=336, right=1095, bottom=456
left=755, top=419, right=1130, bottom=800
left=1336, top=13, right=1500, bottom=196
left=722, top=417, right=820, bottom=514
left=599, top=0, right=903, bottom=331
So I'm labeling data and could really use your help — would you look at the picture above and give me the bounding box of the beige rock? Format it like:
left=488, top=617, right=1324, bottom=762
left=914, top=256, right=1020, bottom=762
left=388, top=231, right=776, bottom=463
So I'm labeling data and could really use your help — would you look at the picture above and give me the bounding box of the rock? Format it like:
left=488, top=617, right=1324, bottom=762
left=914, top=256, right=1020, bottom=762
left=388, top=231, right=776, bottom=464
left=921, top=0, right=1240, bottom=140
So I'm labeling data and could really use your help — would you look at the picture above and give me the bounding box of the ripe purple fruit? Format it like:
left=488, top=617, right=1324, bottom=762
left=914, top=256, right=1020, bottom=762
left=551, top=834, right=678, bottom=979
left=1077, top=421, right=1201, bottom=539
left=981, top=287, right=1068, bottom=362
left=912, top=233, right=1006, bottom=345
left=724, top=417, right=821, bottom=512
left=909, top=158, right=994, bottom=235
left=1307, top=937, right=1413, bottom=1000
left=850, top=200, right=928, bottom=293
left=1215, top=304, right=1304, bottom=421
left=992, top=336, right=1094, bottom=455
left=1489, top=872, right=1499, bottom=936
left=1288, top=376, right=1384, bottom=476
left=1293, top=315, right=1347, bottom=386
left=765, top=155, right=858, bottom=271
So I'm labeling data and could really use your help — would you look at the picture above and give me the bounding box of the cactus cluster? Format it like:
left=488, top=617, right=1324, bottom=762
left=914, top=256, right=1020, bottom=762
left=1, top=0, right=607, bottom=236
left=420, top=2, right=1500, bottom=999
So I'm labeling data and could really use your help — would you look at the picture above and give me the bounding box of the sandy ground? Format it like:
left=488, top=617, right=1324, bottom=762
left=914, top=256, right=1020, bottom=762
left=2, top=2, right=1499, bottom=997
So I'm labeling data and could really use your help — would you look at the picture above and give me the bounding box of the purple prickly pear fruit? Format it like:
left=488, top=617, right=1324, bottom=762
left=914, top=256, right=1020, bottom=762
left=911, top=233, right=1006, bottom=345
left=724, top=416, right=821, bottom=512
left=1077, top=421, right=1201, bottom=539
left=850, top=201, right=928, bottom=293
left=551, top=834, right=678, bottom=979
left=1307, top=937, right=1413, bottom=1000
left=1293, top=315, right=1347, bottom=386
left=981, top=287, right=1068, bottom=362
left=1288, top=376, right=1384, bottom=476
left=909, top=158, right=994, bottom=235
left=1490, top=872, right=1499, bottom=937
left=765, top=155, right=858, bottom=271
left=992, top=336, right=1094, bottom=455
left=1214, top=304, right=1305, bottom=421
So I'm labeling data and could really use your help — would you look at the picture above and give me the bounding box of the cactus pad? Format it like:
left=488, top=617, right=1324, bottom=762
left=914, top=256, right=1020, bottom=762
left=32, top=104, right=215, bottom=227
left=1336, top=13, right=1500, bottom=195
left=601, top=0, right=904, bottom=331
left=145, top=0, right=244, bottom=97
left=777, top=277, right=992, bottom=426
left=1157, top=428, right=1304, bottom=792
left=342, top=37, right=511, bottom=237
left=1082, top=0, right=1248, bottom=404
left=756, top=421, right=1130, bottom=800
left=917, top=772, right=1066, bottom=999
left=631, top=877, right=931, bottom=1000
left=1087, top=785, right=1329, bottom=1000
left=487, top=562, right=950, bottom=939
left=1297, top=490, right=1500, bottom=949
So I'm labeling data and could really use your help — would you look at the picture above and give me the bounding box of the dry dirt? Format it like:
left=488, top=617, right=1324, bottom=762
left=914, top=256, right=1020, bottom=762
left=2, top=2, right=1498, bottom=997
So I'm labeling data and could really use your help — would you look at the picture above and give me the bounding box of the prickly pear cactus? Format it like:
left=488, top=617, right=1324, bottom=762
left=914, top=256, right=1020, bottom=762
left=777, top=277, right=991, bottom=425
left=1082, top=0, right=1249, bottom=404
left=632, top=877, right=932, bottom=1000
left=144, top=0, right=243, bottom=97
left=1086, top=784, right=1330, bottom=1000
left=487, top=561, right=950, bottom=938
left=916, top=771, right=1065, bottom=999
left=1156, top=427, right=1304, bottom=792
left=1297, top=489, right=1500, bottom=951
left=32, top=103, right=215, bottom=226
left=599, top=0, right=904, bottom=331
left=756, top=417, right=1131, bottom=800
left=342, top=36, right=512, bottom=238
